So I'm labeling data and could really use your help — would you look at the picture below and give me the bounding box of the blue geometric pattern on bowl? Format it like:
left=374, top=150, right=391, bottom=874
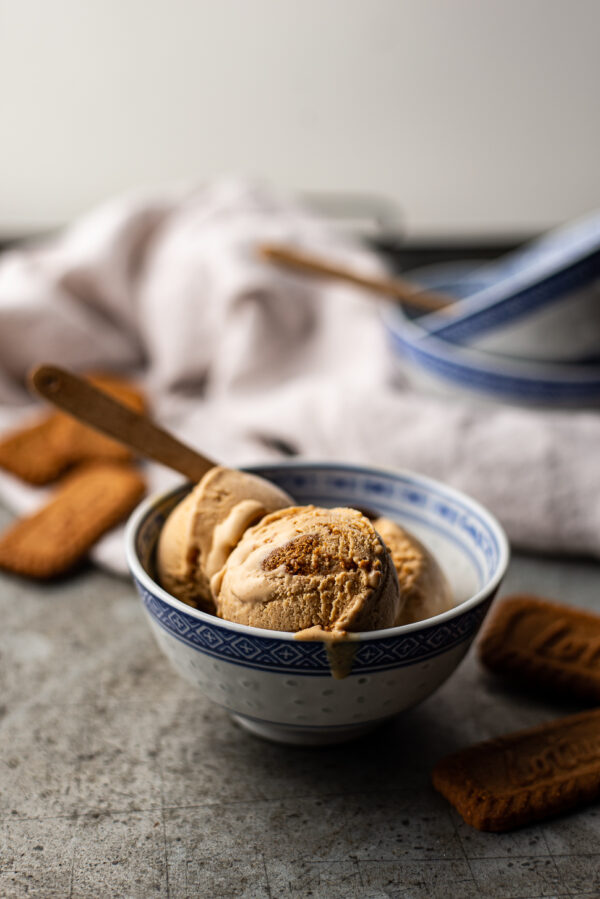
left=137, top=579, right=494, bottom=675
left=132, top=464, right=504, bottom=676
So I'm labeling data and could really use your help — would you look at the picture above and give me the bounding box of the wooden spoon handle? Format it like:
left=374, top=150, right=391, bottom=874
left=29, top=365, right=215, bottom=483
left=259, top=244, right=454, bottom=312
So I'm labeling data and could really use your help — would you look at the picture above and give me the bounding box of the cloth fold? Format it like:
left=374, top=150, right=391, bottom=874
left=0, top=178, right=598, bottom=573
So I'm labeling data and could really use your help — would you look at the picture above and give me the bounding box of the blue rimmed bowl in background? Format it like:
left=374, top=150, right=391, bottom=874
left=382, top=265, right=600, bottom=408
left=126, top=462, right=509, bottom=745
left=413, top=211, right=600, bottom=363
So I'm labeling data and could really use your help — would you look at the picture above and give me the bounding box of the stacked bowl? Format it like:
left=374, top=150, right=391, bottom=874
left=382, top=211, right=600, bottom=407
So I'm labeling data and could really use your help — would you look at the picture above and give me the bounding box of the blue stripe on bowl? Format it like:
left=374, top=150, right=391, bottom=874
left=138, top=580, right=494, bottom=676
left=385, top=324, right=600, bottom=403
left=424, top=250, right=600, bottom=341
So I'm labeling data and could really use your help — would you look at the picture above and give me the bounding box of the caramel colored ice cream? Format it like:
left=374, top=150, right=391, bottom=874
left=156, top=466, right=293, bottom=612
left=157, top=467, right=451, bottom=636
left=212, top=505, right=401, bottom=633
left=373, top=517, right=453, bottom=625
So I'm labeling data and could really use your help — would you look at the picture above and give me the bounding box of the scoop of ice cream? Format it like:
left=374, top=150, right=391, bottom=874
left=157, top=466, right=293, bottom=612
left=212, top=505, right=401, bottom=633
left=373, top=517, right=453, bottom=625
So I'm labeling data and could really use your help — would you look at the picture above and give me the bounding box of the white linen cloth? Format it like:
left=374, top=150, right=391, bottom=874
left=0, top=178, right=599, bottom=573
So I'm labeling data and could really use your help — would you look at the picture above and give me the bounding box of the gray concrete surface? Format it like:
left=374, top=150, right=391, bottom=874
left=1, top=496, right=599, bottom=898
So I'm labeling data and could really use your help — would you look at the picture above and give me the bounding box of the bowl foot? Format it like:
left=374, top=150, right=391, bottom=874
left=231, top=714, right=378, bottom=746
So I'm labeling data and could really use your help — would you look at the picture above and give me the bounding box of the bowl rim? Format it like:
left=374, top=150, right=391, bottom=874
left=383, top=302, right=600, bottom=378
left=126, top=461, right=510, bottom=644
left=412, top=217, right=600, bottom=339
left=383, top=258, right=600, bottom=377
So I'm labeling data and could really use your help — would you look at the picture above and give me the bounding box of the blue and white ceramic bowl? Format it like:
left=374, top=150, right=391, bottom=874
left=383, top=270, right=600, bottom=408
left=126, top=463, right=509, bottom=745
left=414, top=212, right=600, bottom=363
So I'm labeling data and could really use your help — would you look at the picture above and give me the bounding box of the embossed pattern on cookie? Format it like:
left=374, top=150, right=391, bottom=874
left=432, top=708, right=600, bottom=831
left=478, top=594, right=600, bottom=702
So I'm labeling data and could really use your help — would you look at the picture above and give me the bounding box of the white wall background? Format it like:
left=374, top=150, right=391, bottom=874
left=1, top=0, right=599, bottom=236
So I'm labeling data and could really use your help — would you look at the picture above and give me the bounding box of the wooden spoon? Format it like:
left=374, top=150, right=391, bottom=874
left=29, top=364, right=214, bottom=481
left=259, top=243, right=454, bottom=313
